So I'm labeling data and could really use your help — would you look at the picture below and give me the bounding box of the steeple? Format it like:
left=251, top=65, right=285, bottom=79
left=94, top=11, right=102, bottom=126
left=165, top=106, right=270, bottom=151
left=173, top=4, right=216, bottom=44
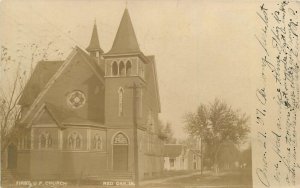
left=107, top=9, right=140, bottom=55
left=86, top=21, right=104, bottom=57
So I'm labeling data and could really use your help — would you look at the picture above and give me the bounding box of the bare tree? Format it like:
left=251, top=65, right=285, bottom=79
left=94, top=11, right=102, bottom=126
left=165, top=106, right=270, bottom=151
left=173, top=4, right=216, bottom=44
left=1, top=45, right=26, bottom=157
left=1, top=41, right=59, bottom=158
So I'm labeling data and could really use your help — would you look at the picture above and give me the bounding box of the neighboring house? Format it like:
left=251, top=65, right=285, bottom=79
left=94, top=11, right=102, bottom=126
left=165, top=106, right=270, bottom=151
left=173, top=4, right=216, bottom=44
left=164, top=144, right=201, bottom=171
left=6, top=8, right=164, bottom=181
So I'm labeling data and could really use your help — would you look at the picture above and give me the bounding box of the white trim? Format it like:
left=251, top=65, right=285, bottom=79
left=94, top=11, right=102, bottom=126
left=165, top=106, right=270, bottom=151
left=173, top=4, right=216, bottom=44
left=62, top=123, right=106, bottom=128
left=32, top=123, right=58, bottom=128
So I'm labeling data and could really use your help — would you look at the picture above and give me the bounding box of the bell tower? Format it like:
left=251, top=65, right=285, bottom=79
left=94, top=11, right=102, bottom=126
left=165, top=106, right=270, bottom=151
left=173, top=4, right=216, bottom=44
left=103, top=8, right=149, bottom=126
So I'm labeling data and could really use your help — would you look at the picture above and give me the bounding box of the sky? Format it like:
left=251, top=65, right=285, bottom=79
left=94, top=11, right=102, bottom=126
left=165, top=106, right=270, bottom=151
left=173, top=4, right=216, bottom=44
left=0, top=0, right=260, bottom=139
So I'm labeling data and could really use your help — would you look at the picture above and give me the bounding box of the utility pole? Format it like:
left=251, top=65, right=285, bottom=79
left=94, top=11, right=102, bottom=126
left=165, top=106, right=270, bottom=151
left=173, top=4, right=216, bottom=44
left=128, top=82, right=140, bottom=187
left=200, top=137, right=203, bottom=175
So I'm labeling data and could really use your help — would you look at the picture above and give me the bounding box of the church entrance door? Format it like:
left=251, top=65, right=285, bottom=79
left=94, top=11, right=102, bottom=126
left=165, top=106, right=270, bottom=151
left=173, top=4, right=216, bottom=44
left=112, top=132, right=128, bottom=171
left=7, top=143, right=17, bottom=169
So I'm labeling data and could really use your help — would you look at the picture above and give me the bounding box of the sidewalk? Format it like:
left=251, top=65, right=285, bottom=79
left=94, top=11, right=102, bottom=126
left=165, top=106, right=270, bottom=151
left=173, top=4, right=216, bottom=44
left=140, top=171, right=202, bottom=186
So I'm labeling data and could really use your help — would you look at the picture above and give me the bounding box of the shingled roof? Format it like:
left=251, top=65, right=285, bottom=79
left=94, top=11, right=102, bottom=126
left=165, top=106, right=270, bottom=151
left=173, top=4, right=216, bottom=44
left=86, top=22, right=104, bottom=54
left=18, top=61, right=63, bottom=106
left=164, top=144, right=183, bottom=158
left=107, top=8, right=141, bottom=55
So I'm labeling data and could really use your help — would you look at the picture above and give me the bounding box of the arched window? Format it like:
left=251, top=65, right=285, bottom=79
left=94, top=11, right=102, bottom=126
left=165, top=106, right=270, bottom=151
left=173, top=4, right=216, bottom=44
left=113, top=132, right=128, bottom=145
left=40, top=135, right=46, bottom=148
left=112, top=61, right=118, bottom=76
left=92, top=134, right=103, bottom=150
left=118, top=87, right=124, bottom=116
left=68, top=132, right=82, bottom=150
left=119, top=61, right=125, bottom=76
left=126, top=61, right=132, bottom=76
left=39, top=131, right=52, bottom=149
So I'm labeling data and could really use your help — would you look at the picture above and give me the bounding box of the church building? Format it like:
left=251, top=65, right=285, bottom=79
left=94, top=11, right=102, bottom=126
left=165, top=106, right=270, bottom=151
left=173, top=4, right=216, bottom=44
left=12, top=8, right=163, bottom=181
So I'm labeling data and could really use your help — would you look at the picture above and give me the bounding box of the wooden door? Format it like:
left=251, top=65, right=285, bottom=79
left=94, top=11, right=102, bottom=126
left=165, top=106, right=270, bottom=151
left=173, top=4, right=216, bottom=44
left=113, top=145, right=128, bottom=171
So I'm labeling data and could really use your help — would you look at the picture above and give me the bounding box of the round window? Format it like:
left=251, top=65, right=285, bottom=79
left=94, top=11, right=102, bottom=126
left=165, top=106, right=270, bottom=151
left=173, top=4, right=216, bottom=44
left=67, top=90, right=86, bottom=109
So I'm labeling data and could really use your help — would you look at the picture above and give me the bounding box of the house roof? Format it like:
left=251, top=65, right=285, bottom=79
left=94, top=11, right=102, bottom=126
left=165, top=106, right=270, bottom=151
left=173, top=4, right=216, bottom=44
left=18, top=60, right=64, bottom=106
left=190, top=149, right=201, bottom=156
left=107, top=8, right=141, bottom=55
left=164, top=144, right=183, bottom=158
left=86, top=22, right=104, bottom=53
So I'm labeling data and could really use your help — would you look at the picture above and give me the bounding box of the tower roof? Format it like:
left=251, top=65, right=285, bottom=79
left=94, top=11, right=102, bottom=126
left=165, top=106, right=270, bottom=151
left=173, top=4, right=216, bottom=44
left=86, top=22, right=104, bottom=53
left=107, top=9, right=141, bottom=55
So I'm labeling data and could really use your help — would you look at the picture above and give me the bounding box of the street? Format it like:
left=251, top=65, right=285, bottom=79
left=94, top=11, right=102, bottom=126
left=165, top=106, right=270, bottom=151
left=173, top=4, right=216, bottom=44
left=142, top=169, right=252, bottom=188
left=2, top=169, right=252, bottom=188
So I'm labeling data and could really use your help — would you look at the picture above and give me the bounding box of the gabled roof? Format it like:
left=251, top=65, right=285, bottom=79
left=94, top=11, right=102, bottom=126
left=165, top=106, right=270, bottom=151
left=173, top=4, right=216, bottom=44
left=107, top=8, right=141, bottom=55
left=164, top=144, right=183, bottom=158
left=86, top=22, right=104, bottom=53
left=18, top=61, right=64, bottom=106
left=19, top=47, right=105, bottom=124
left=18, top=47, right=105, bottom=108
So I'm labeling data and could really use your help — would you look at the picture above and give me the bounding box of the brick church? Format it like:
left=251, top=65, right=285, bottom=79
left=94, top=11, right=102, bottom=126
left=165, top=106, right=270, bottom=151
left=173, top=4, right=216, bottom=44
left=8, top=8, right=164, bottom=181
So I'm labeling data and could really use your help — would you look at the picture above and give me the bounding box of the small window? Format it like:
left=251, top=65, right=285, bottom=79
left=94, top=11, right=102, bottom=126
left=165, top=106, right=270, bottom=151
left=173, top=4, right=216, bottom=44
left=119, top=61, right=125, bottom=76
left=118, top=87, right=124, bottom=116
left=112, top=61, right=118, bottom=76
left=126, top=61, right=132, bottom=76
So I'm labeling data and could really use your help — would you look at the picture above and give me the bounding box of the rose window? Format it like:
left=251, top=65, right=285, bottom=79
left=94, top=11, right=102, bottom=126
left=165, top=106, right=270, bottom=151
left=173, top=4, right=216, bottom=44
left=67, top=90, right=86, bottom=109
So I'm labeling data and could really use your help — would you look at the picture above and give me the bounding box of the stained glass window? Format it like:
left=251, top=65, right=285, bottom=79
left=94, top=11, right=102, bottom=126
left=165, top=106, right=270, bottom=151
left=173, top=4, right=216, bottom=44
left=113, top=133, right=128, bottom=145
left=68, top=132, right=82, bottom=150
left=67, top=90, right=86, bottom=109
